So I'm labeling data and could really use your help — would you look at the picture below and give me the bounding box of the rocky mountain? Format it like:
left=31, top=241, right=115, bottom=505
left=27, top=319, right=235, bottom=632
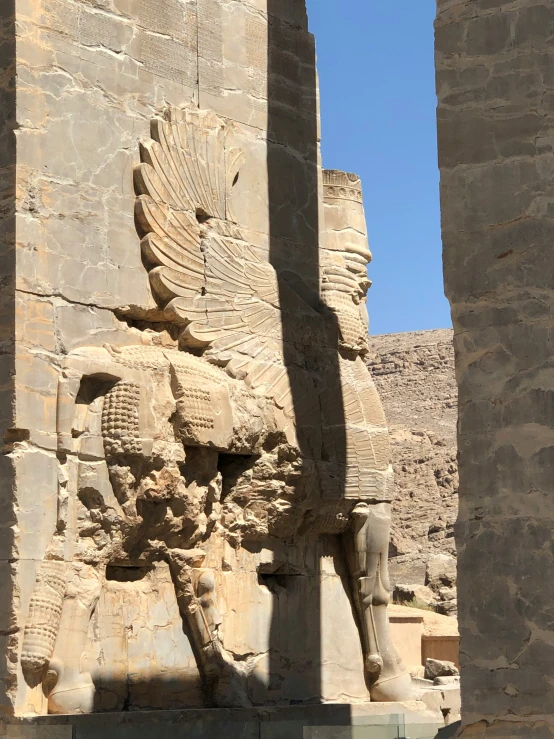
left=367, top=329, right=458, bottom=615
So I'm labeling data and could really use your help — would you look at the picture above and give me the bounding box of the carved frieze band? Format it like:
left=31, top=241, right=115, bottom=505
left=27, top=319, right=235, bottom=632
left=323, top=169, right=363, bottom=203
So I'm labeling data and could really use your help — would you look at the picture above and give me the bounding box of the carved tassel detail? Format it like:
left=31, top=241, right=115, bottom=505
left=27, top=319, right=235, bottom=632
left=21, top=561, right=67, bottom=673
left=102, top=381, right=141, bottom=459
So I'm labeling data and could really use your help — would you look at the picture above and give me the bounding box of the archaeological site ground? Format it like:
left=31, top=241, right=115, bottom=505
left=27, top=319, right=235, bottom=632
left=0, top=0, right=552, bottom=737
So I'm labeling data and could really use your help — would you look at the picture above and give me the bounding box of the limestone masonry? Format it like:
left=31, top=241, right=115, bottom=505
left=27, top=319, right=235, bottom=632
left=437, top=0, right=554, bottom=735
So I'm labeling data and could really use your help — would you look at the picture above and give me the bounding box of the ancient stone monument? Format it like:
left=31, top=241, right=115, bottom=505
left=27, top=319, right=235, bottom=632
left=0, top=0, right=451, bottom=733
left=437, top=0, right=554, bottom=736
left=17, top=113, right=412, bottom=716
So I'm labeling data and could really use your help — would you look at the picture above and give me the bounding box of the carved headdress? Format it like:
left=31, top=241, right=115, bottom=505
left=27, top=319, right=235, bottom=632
left=322, top=170, right=372, bottom=355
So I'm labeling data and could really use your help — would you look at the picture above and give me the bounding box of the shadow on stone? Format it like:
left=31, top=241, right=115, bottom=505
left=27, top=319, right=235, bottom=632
left=435, top=721, right=461, bottom=738
left=267, top=0, right=346, bottom=707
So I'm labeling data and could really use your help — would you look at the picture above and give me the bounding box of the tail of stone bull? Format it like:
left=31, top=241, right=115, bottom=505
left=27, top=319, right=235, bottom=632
left=21, top=560, right=67, bottom=674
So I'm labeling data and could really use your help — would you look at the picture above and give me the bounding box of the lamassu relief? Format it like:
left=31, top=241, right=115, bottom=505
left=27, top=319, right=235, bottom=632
left=18, top=106, right=413, bottom=714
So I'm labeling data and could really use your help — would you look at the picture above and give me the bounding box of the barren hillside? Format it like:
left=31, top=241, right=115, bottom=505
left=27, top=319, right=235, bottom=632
left=367, top=329, right=458, bottom=615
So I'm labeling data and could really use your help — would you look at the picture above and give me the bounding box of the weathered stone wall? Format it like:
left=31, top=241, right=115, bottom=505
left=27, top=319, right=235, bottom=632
left=436, top=1, right=554, bottom=735
left=4, top=0, right=361, bottom=716
left=1, top=0, right=416, bottom=719
left=0, top=0, right=462, bottom=722
left=368, top=330, right=458, bottom=615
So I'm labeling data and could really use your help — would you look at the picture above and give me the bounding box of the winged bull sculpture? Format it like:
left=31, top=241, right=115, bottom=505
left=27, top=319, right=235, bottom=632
left=21, top=107, right=414, bottom=713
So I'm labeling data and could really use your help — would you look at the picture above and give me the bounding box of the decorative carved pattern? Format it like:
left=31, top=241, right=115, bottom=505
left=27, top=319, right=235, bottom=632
left=172, top=380, right=215, bottom=432
left=168, top=348, right=228, bottom=385
left=323, top=169, right=363, bottom=203
left=310, top=513, right=350, bottom=535
left=21, top=561, right=67, bottom=673
left=134, top=106, right=246, bottom=309
left=102, top=381, right=141, bottom=458
left=133, top=106, right=304, bottom=438
left=20, top=106, right=412, bottom=716
left=106, top=345, right=228, bottom=385
left=321, top=168, right=372, bottom=356
left=323, top=291, right=369, bottom=352
left=106, top=344, right=172, bottom=371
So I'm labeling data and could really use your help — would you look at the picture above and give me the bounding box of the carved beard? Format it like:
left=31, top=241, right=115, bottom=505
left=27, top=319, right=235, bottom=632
left=324, top=290, right=369, bottom=355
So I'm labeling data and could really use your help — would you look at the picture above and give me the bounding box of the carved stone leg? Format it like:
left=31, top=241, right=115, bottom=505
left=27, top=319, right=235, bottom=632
left=22, top=560, right=67, bottom=679
left=167, top=548, right=251, bottom=708
left=344, top=502, right=414, bottom=702
left=47, top=562, right=104, bottom=715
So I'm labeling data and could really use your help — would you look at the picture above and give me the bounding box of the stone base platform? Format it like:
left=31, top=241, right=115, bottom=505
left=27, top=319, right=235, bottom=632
left=1, top=704, right=458, bottom=739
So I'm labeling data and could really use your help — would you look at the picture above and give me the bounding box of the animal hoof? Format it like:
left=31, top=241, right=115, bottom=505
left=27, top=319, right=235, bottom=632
left=370, top=671, right=415, bottom=702
left=48, top=676, right=96, bottom=715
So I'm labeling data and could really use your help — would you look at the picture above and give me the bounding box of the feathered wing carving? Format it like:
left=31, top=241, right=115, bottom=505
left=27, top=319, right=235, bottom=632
left=134, top=106, right=321, bottom=443
left=134, top=107, right=230, bottom=303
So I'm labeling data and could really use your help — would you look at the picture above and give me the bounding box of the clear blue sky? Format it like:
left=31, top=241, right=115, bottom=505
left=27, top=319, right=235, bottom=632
left=306, top=1, right=452, bottom=335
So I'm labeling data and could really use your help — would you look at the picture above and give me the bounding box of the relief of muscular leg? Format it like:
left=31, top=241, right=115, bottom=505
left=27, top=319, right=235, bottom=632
left=344, top=502, right=414, bottom=702
left=167, top=549, right=251, bottom=708
left=46, top=563, right=105, bottom=714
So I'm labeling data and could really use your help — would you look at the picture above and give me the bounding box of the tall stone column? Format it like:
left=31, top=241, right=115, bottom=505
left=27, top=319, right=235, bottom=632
left=436, top=1, right=554, bottom=736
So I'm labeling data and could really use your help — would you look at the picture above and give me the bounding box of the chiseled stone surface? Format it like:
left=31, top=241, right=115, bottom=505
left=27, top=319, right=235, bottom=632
left=0, top=0, right=427, bottom=723
left=368, top=330, right=458, bottom=616
left=436, top=0, right=554, bottom=735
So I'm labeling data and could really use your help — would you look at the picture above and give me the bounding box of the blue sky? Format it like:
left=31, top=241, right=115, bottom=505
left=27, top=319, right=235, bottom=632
left=306, top=1, right=452, bottom=335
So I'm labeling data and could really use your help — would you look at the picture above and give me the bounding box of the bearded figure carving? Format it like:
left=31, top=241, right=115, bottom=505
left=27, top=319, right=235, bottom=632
left=21, top=107, right=413, bottom=714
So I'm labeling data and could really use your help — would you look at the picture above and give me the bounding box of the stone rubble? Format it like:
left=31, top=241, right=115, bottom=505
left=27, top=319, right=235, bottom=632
left=424, top=659, right=459, bottom=683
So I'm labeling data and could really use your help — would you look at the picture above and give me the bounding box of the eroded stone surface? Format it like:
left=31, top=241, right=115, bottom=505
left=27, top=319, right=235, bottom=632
left=0, top=0, right=424, bottom=720
left=437, top=0, right=554, bottom=734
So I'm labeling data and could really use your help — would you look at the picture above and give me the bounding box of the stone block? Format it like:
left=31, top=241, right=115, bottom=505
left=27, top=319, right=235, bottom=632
left=0, top=454, right=16, bottom=561
left=422, top=636, right=460, bottom=671
left=437, top=108, right=543, bottom=167
left=11, top=448, right=58, bottom=560
left=424, top=659, right=459, bottom=682
left=426, top=555, right=457, bottom=591
left=226, top=126, right=319, bottom=253
left=246, top=0, right=308, bottom=28
left=6, top=728, right=72, bottom=739
left=87, top=563, right=203, bottom=712
left=514, top=4, right=554, bottom=46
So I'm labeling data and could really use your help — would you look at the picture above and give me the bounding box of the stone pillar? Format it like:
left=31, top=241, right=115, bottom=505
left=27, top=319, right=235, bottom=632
left=436, top=1, right=554, bottom=736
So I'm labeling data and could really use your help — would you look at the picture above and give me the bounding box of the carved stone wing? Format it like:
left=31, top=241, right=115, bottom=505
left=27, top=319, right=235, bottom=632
left=134, top=106, right=236, bottom=303
left=134, top=106, right=321, bottom=442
